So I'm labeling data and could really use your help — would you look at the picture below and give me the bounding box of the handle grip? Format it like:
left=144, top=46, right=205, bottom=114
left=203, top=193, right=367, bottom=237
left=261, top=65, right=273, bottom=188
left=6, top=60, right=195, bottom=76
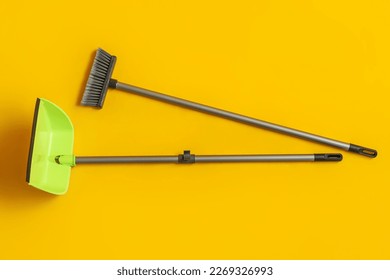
left=314, top=153, right=343, bottom=161
left=349, top=144, right=377, bottom=158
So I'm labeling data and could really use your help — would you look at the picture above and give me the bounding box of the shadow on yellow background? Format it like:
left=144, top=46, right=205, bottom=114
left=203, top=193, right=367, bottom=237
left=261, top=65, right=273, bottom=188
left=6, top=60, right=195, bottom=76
left=0, top=114, right=54, bottom=202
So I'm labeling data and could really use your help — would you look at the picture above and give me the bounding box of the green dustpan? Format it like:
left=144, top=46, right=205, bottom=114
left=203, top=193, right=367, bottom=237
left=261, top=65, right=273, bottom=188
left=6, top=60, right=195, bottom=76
left=26, top=98, right=74, bottom=195
left=25, top=98, right=342, bottom=195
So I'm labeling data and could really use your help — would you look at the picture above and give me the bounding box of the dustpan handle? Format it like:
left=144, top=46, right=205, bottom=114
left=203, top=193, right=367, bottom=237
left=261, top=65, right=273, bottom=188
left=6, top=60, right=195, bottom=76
left=73, top=151, right=342, bottom=164
left=111, top=81, right=377, bottom=158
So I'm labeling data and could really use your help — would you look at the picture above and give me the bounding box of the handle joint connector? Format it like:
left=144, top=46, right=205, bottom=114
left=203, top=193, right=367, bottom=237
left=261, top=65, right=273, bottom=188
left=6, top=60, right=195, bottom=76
left=178, top=150, right=195, bottom=164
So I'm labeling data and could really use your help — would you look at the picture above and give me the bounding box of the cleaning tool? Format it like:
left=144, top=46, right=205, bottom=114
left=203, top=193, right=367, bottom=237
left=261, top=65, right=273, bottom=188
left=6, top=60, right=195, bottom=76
left=26, top=98, right=342, bottom=195
left=81, top=48, right=377, bottom=158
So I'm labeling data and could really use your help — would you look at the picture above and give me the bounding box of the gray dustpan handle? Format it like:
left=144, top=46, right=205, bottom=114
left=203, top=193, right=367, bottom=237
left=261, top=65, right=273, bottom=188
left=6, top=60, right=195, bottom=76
left=112, top=81, right=376, bottom=158
left=74, top=151, right=342, bottom=164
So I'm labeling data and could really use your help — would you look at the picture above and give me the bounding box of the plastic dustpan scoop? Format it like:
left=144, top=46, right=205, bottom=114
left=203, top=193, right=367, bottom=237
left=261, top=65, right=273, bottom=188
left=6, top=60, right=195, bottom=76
left=26, top=98, right=74, bottom=195
left=26, top=98, right=342, bottom=195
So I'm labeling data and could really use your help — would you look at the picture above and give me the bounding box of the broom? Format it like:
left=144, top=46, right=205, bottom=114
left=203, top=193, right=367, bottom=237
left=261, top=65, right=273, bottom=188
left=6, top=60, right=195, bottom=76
left=81, top=48, right=377, bottom=158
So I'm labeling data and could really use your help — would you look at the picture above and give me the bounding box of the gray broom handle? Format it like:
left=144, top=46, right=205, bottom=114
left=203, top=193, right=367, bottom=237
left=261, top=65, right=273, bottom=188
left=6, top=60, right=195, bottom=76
left=75, top=153, right=342, bottom=164
left=113, top=81, right=377, bottom=158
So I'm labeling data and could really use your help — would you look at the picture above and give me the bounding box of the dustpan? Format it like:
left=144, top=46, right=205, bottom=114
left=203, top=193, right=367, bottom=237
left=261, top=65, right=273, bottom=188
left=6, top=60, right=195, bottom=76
left=26, top=98, right=342, bottom=195
left=26, top=98, right=74, bottom=194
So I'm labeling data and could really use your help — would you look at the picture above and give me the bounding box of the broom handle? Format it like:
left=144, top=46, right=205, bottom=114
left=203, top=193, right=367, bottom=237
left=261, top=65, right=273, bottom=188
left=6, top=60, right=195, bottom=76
left=111, top=81, right=376, bottom=158
left=74, top=152, right=342, bottom=164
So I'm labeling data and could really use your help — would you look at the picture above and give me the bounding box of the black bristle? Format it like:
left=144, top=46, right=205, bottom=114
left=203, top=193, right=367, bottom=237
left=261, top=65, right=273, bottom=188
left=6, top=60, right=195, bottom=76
left=81, top=48, right=117, bottom=108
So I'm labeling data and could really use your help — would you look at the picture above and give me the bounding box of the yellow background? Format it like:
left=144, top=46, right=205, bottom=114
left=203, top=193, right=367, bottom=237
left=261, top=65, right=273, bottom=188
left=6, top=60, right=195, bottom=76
left=0, top=0, right=389, bottom=259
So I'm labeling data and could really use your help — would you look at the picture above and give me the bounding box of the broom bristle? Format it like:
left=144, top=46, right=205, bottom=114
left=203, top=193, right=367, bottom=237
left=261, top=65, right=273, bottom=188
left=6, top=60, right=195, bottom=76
left=81, top=48, right=116, bottom=108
